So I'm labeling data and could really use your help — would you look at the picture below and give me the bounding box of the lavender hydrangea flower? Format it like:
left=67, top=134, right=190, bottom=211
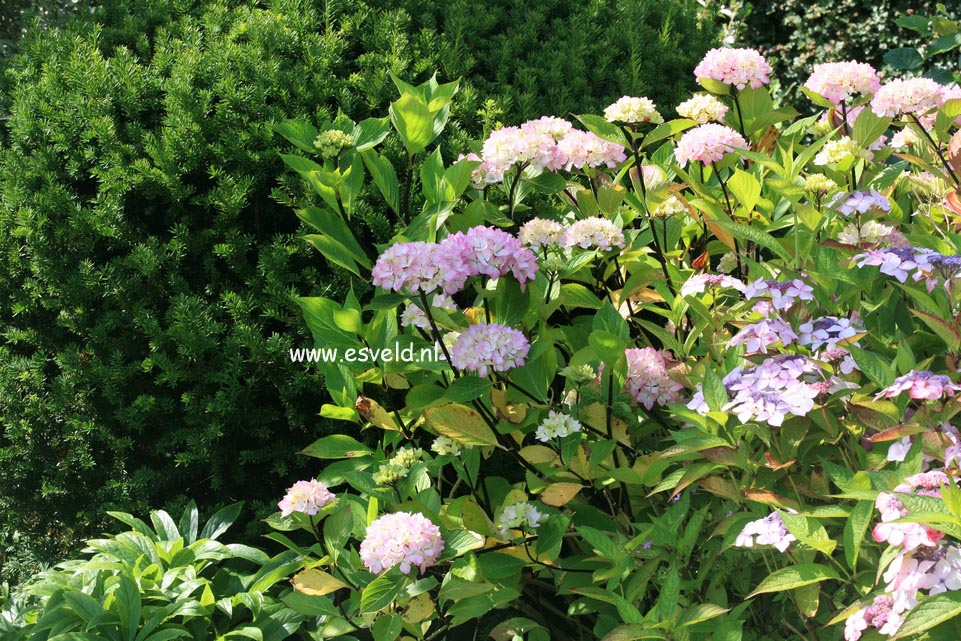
left=729, top=318, right=798, bottom=354
left=743, top=278, right=815, bottom=312
left=734, top=511, right=797, bottom=552
left=875, top=370, right=961, bottom=401
left=830, top=189, right=891, bottom=216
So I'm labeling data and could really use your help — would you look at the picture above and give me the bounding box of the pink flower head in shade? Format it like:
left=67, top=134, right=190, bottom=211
left=561, top=217, right=626, bottom=251
left=734, top=511, right=797, bottom=552
left=804, top=61, right=880, bottom=104
left=875, top=370, right=961, bottom=401
left=873, top=492, right=944, bottom=551
left=674, top=124, right=749, bottom=167
left=450, top=323, right=530, bottom=377
left=871, top=77, right=944, bottom=118
left=278, top=479, right=335, bottom=517
left=694, top=47, right=772, bottom=90
left=844, top=596, right=905, bottom=641
left=518, top=218, right=564, bottom=251
left=624, top=347, right=685, bottom=410
left=359, top=512, right=445, bottom=575
left=554, top=130, right=627, bottom=171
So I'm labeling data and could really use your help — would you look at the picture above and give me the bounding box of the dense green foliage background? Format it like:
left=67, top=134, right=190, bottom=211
left=0, top=0, right=718, bottom=583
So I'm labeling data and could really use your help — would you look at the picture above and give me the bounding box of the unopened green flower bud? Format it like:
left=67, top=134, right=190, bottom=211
left=313, top=129, right=354, bottom=158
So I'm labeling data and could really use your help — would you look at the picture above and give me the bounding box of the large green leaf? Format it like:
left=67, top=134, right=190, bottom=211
left=361, top=574, right=407, bottom=613
left=892, top=591, right=961, bottom=639
left=300, top=434, right=372, bottom=459
left=747, top=563, right=838, bottom=597
left=390, top=93, right=435, bottom=156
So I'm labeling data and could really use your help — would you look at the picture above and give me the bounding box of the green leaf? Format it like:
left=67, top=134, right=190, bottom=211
left=851, top=109, right=891, bottom=148
left=361, top=574, right=407, bottom=613
left=536, top=514, right=571, bottom=561
left=847, top=345, right=895, bottom=387
left=702, top=368, right=729, bottom=412
left=273, top=119, right=319, bottom=153
left=575, top=114, right=627, bottom=146
left=115, top=574, right=142, bottom=641
left=424, top=404, right=499, bottom=447
left=354, top=117, right=391, bottom=151
left=299, top=434, right=372, bottom=459
left=179, top=501, right=199, bottom=546
left=296, top=296, right=363, bottom=351
left=560, top=283, right=603, bottom=309
left=677, top=603, right=731, bottom=628
left=644, top=118, right=699, bottom=148
left=303, top=235, right=363, bottom=277
left=389, top=93, right=435, bottom=156
left=896, top=14, right=930, bottom=35
left=843, top=500, right=873, bottom=571
left=698, top=77, right=731, bottom=96
left=292, top=569, right=348, bottom=596
left=747, top=563, right=839, bottom=597
left=360, top=151, right=400, bottom=214
left=371, top=614, right=403, bottom=641
left=779, top=512, right=836, bottom=556
left=279, top=153, right=325, bottom=175
left=929, top=32, right=961, bottom=56
left=444, top=376, right=492, bottom=403
left=892, top=591, right=961, bottom=639
left=600, top=624, right=668, bottom=641
left=709, top=218, right=791, bottom=262
left=910, top=308, right=961, bottom=352
left=728, top=169, right=761, bottom=212
left=884, top=47, right=923, bottom=71
left=200, top=502, right=243, bottom=540
left=297, top=208, right=371, bottom=268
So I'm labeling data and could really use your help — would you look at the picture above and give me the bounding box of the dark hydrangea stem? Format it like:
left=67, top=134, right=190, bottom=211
left=418, top=291, right=457, bottom=378
left=712, top=162, right=744, bottom=279
left=839, top=102, right=859, bottom=191
left=732, top=88, right=747, bottom=139
left=910, top=114, right=961, bottom=187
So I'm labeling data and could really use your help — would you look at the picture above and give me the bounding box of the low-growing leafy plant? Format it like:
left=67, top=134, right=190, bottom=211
left=0, top=502, right=309, bottom=641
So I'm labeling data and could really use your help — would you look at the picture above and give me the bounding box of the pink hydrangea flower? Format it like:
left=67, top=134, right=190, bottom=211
left=278, top=479, right=335, bottom=517
left=873, top=492, right=945, bottom=551
left=481, top=125, right=558, bottom=181
left=674, top=124, right=749, bottom=167
left=520, top=116, right=574, bottom=140
left=624, top=347, right=684, bottom=410
left=561, top=217, right=626, bottom=251
left=443, top=226, right=539, bottom=289
left=676, top=94, right=729, bottom=123
left=554, top=129, right=627, bottom=171
left=804, top=61, right=880, bottom=104
left=371, top=241, right=446, bottom=294
left=844, top=596, right=904, bottom=641
left=359, top=512, right=445, bottom=575
left=694, top=47, right=772, bottom=90
left=450, top=323, right=530, bottom=377
left=871, top=78, right=944, bottom=118
left=875, top=370, right=961, bottom=401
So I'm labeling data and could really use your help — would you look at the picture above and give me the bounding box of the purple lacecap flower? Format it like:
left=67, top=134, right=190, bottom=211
left=743, top=278, right=814, bottom=312
left=729, top=318, right=798, bottom=354
left=734, top=511, right=797, bottom=552
left=875, top=370, right=961, bottom=402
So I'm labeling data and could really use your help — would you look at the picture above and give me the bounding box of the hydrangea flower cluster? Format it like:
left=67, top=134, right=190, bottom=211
left=797, top=315, right=862, bottom=351
left=372, top=227, right=538, bottom=296
left=278, top=479, right=336, bottom=517
left=430, top=435, right=462, bottom=457
left=624, top=347, right=685, bottom=410
left=468, top=118, right=626, bottom=185
left=690, top=355, right=821, bottom=426
left=373, top=447, right=425, bottom=485
left=804, top=173, right=839, bottom=195
left=679, top=273, right=745, bottom=298
left=837, top=220, right=897, bottom=245
left=804, top=61, right=880, bottom=104
left=359, top=512, right=445, bottom=575
left=561, top=217, right=626, bottom=251
left=744, top=278, right=815, bottom=312
left=852, top=247, right=928, bottom=284
left=497, top=501, right=547, bottom=535
left=518, top=218, right=565, bottom=251
left=871, top=77, right=944, bottom=118
left=450, top=323, right=531, bottom=377
left=734, top=511, right=797, bottom=552
left=728, top=318, right=799, bottom=354
left=534, top=410, right=583, bottom=442
left=875, top=370, right=961, bottom=401
left=676, top=94, right=729, bottom=123
left=694, top=47, right=772, bottom=90
left=674, top=124, right=749, bottom=167
left=813, top=136, right=867, bottom=166
left=604, top=96, right=663, bottom=124
left=830, top=189, right=891, bottom=216
left=873, top=492, right=944, bottom=551
left=401, top=293, right=457, bottom=330
left=844, top=596, right=904, bottom=641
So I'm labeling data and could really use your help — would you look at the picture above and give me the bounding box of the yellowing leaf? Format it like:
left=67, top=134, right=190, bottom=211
left=490, top=388, right=528, bottom=424
left=402, top=593, right=435, bottom=624
left=540, top=483, right=583, bottom=507
left=355, top=395, right=400, bottom=431
left=424, top=403, right=499, bottom=447
left=292, top=569, right=348, bottom=596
